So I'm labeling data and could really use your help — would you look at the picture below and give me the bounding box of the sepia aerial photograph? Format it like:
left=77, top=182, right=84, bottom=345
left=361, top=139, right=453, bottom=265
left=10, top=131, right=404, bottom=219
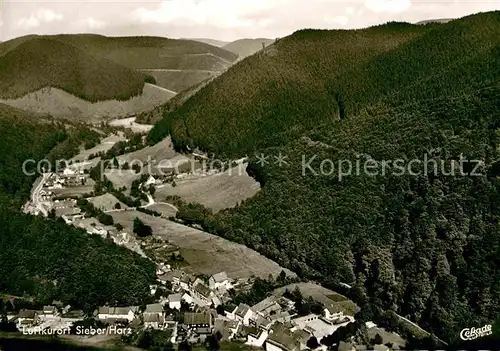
left=0, top=0, right=500, bottom=350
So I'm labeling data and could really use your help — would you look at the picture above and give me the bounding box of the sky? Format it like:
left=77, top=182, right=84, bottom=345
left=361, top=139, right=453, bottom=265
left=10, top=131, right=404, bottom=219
left=1, top=0, right=499, bottom=42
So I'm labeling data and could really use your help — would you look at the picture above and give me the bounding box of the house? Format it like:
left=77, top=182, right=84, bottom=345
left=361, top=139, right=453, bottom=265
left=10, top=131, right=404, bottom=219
left=292, top=329, right=312, bottom=350
left=17, top=310, right=40, bottom=327
left=235, top=303, right=253, bottom=326
left=324, top=305, right=343, bottom=321
left=43, top=305, right=57, bottom=316
left=246, top=326, right=269, bottom=347
left=98, top=306, right=138, bottom=323
left=270, top=311, right=291, bottom=324
left=145, top=175, right=156, bottom=187
left=209, top=271, right=232, bottom=291
left=211, top=295, right=222, bottom=307
left=180, top=274, right=195, bottom=290
left=265, top=323, right=300, bottom=351
left=250, top=315, right=274, bottom=331
left=144, top=303, right=164, bottom=318
left=184, top=311, right=212, bottom=335
left=182, top=292, right=194, bottom=305
left=252, top=297, right=282, bottom=317
left=168, top=294, right=182, bottom=310
left=144, top=314, right=166, bottom=329
left=193, top=282, right=212, bottom=304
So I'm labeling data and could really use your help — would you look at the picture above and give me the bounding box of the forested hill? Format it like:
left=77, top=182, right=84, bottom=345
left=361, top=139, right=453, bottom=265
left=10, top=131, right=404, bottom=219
left=150, top=11, right=500, bottom=344
left=0, top=34, right=238, bottom=102
left=0, top=104, right=155, bottom=311
left=148, top=12, right=500, bottom=156
left=0, top=37, right=153, bottom=101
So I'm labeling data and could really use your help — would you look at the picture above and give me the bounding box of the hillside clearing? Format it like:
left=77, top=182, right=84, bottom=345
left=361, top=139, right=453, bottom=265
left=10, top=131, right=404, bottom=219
left=108, top=210, right=294, bottom=279
left=155, top=163, right=260, bottom=212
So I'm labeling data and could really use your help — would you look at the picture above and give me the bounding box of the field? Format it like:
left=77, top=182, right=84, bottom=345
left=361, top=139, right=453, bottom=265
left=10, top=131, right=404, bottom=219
left=146, top=203, right=178, bottom=217
left=89, top=193, right=129, bottom=211
left=108, top=210, right=294, bottom=279
left=116, top=137, right=177, bottom=165
left=155, top=163, right=260, bottom=212
left=108, top=117, right=155, bottom=133
left=104, top=169, right=141, bottom=194
left=71, top=134, right=125, bottom=162
left=273, top=282, right=359, bottom=316
left=51, top=182, right=95, bottom=198
left=0, top=84, right=175, bottom=121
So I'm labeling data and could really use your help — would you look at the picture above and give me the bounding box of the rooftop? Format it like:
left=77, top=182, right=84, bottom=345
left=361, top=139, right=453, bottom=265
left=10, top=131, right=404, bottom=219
left=184, top=311, right=211, bottom=325
left=211, top=271, right=229, bottom=283
left=168, top=293, right=182, bottom=303
left=235, top=303, right=251, bottom=317
left=145, top=303, right=164, bottom=314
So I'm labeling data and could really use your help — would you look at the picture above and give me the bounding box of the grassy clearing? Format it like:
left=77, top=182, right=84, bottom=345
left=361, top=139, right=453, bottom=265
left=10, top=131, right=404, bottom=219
left=108, top=210, right=293, bottom=279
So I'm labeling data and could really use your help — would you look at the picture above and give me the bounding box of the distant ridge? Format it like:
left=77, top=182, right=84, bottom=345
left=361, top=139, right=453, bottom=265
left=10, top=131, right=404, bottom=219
left=183, top=38, right=230, bottom=47
left=416, top=18, right=454, bottom=25
left=223, top=38, right=275, bottom=59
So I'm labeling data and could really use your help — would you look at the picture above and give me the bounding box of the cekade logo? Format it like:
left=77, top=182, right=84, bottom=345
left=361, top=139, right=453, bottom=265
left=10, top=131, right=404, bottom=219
left=460, top=324, right=493, bottom=341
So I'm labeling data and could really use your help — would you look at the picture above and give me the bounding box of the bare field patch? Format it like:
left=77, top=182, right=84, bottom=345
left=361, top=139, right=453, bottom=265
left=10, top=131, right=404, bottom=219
left=88, top=193, right=129, bottom=211
left=51, top=184, right=94, bottom=198
left=155, top=163, right=260, bottom=212
left=71, top=134, right=124, bottom=162
left=146, top=203, right=177, bottom=217
left=104, top=169, right=141, bottom=194
left=108, top=210, right=294, bottom=279
left=140, top=69, right=216, bottom=93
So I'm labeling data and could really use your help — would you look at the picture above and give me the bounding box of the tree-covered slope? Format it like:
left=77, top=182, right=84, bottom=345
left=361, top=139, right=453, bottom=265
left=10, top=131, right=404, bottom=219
left=147, top=22, right=434, bottom=154
left=0, top=104, right=155, bottom=310
left=151, top=11, right=500, bottom=344
left=149, top=12, right=500, bottom=157
left=0, top=37, right=152, bottom=101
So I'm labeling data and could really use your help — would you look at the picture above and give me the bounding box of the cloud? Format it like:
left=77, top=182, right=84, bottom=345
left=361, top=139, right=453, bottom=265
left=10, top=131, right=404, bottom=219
left=83, top=17, right=106, bottom=30
left=326, top=15, right=349, bottom=26
left=132, top=0, right=276, bottom=28
left=17, top=9, right=63, bottom=29
left=365, top=0, right=412, bottom=14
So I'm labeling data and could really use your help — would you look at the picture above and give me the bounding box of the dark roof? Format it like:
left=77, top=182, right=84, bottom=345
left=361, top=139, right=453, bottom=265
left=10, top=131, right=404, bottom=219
left=195, top=283, right=211, bottom=298
left=235, top=303, right=251, bottom=317
left=43, top=305, right=56, bottom=313
left=184, top=311, right=211, bottom=325
left=19, top=310, right=37, bottom=319
left=144, top=314, right=165, bottom=323
left=267, top=323, right=300, bottom=351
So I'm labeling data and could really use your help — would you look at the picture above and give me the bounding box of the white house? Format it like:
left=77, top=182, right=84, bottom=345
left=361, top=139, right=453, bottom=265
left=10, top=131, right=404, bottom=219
left=324, top=305, right=343, bottom=321
left=209, top=271, right=232, bottom=291
left=98, top=306, right=138, bottom=322
left=235, top=303, right=253, bottom=326
left=182, top=292, right=193, bottom=305
left=168, top=294, right=182, bottom=310
left=43, top=305, right=57, bottom=316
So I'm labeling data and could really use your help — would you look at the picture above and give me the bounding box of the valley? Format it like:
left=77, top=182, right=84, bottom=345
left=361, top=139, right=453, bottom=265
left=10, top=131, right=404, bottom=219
left=1, top=7, right=500, bottom=351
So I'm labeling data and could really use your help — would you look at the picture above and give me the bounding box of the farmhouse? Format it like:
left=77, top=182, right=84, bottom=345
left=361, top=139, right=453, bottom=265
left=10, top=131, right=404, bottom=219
left=97, top=306, right=139, bottom=323
left=235, top=303, right=253, bottom=326
left=324, top=305, right=343, bottom=321
left=17, top=310, right=40, bottom=327
left=168, top=294, right=182, bottom=310
left=209, top=271, right=232, bottom=291
left=144, top=303, right=164, bottom=318
left=265, top=323, right=300, bottom=351
left=184, top=311, right=212, bottom=335
left=43, top=305, right=57, bottom=316
left=144, top=314, right=166, bottom=329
